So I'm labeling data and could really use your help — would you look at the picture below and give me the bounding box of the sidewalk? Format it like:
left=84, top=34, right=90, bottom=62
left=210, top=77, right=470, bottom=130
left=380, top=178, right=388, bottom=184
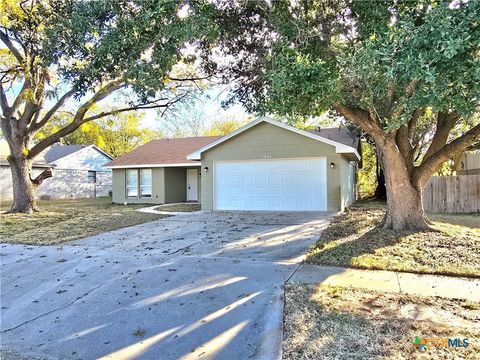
left=288, top=264, right=480, bottom=301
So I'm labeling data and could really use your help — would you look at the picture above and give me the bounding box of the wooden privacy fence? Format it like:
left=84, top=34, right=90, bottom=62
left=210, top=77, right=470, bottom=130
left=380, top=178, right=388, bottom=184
left=422, top=175, right=480, bottom=213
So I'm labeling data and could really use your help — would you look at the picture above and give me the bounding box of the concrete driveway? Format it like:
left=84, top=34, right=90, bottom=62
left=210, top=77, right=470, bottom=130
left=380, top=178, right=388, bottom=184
left=1, top=211, right=331, bottom=360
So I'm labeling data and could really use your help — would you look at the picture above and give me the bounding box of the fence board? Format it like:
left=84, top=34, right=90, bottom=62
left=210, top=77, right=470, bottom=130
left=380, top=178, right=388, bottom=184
left=423, top=175, right=480, bottom=213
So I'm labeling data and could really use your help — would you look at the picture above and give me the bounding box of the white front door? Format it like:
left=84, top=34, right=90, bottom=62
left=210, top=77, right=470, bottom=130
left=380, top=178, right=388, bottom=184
left=214, top=158, right=327, bottom=211
left=186, top=169, right=198, bottom=201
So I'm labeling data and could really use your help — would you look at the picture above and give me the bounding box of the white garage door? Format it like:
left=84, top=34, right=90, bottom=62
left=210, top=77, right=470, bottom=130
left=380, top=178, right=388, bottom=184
left=214, top=158, right=327, bottom=211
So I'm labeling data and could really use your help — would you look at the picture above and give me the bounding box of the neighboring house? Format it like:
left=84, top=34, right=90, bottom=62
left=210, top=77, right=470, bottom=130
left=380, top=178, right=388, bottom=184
left=455, top=150, right=480, bottom=175
left=0, top=142, right=113, bottom=200
left=107, top=117, right=360, bottom=212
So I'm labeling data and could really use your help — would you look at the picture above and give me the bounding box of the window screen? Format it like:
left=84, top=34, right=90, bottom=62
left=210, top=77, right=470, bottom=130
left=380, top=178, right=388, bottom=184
left=126, top=169, right=138, bottom=197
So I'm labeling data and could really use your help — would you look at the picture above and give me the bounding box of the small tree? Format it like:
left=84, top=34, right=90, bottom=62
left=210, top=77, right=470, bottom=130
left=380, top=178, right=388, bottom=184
left=0, top=0, right=214, bottom=212
left=208, top=0, right=480, bottom=230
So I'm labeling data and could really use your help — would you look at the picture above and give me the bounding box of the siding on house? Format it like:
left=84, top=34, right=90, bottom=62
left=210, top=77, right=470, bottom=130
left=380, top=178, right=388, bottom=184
left=38, top=169, right=111, bottom=199
left=340, top=159, right=356, bottom=209
left=165, top=167, right=187, bottom=203
left=37, top=146, right=112, bottom=199
left=112, top=167, right=200, bottom=204
left=200, top=121, right=347, bottom=212
left=112, top=167, right=165, bottom=204
left=0, top=145, right=112, bottom=201
left=112, top=166, right=201, bottom=204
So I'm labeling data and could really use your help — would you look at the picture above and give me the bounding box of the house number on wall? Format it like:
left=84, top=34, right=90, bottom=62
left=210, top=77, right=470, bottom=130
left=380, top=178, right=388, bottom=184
left=261, top=154, right=272, bottom=159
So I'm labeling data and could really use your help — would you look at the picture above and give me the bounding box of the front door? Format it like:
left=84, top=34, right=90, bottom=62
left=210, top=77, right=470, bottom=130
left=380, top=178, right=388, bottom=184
left=186, top=169, right=198, bottom=201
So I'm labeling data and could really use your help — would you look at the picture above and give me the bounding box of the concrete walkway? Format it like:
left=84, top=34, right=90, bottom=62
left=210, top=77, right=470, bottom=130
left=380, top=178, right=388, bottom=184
left=289, top=264, right=480, bottom=301
left=135, top=203, right=201, bottom=216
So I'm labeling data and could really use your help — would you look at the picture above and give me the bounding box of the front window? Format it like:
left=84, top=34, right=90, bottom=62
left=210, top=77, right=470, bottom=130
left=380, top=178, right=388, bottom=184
left=140, top=169, right=152, bottom=197
left=87, top=171, right=96, bottom=183
left=126, top=169, right=138, bottom=197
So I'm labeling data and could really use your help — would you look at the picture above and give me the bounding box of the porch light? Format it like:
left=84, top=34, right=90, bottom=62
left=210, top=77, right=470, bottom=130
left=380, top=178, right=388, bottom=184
left=204, top=166, right=209, bottom=172
left=330, top=162, right=335, bottom=169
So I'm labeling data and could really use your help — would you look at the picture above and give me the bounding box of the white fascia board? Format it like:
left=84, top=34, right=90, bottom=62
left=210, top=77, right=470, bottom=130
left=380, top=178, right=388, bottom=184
left=106, top=163, right=201, bottom=169
left=337, top=148, right=361, bottom=161
left=186, top=116, right=361, bottom=161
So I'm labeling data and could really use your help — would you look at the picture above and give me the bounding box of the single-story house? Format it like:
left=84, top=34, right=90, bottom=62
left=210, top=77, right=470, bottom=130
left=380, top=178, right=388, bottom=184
left=106, top=117, right=360, bottom=212
left=0, top=142, right=113, bottom=200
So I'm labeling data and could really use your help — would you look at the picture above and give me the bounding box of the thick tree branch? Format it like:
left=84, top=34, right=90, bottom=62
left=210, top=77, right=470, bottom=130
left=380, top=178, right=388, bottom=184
left=395, top=125, right=414, bottom=171
left=0, top=82, right=9, bottom=115
left=422, top=112, right=458, bottom=161
left=83, top=97, right=186, bottom=122
left=29, top=88, right=77, bottom=134
left=407, top=108, right=424, bottom=140
left=27, top=80, right=125, bottom=159
left=412, top=122, right=480, bottom=187
left=0, top=30, right=24, bottom=63
left=332, top=103, right=387, bottom=142
left=10, top=80, right=30, bottom=115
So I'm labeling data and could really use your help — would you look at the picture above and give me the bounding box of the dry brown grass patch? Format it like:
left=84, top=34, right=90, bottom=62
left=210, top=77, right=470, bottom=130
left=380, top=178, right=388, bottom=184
left=283, top=284, right=480, bottom=360
left=0, top=197, right=167, bottom=245
left=306, top=205, right=480, bottom=277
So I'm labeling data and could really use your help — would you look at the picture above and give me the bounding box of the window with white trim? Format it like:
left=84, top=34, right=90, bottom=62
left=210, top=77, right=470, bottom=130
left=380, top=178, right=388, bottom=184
left=126, top=169, right=138, bottom=197
left=140, top=169, right=152, bottom=197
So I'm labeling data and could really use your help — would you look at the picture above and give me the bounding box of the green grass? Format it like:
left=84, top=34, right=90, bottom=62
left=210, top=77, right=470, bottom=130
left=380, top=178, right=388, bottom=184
left=283, top=284, right=480, bottom=360
left=154, top=203, right=201, bottom=212
left=306, top=203, right=480, bottom=277
left=0, top=197, right=168, bottom=245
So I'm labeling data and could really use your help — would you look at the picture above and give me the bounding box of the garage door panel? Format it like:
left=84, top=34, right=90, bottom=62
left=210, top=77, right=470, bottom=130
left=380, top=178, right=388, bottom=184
left=214, top=158, right=327, bottom=211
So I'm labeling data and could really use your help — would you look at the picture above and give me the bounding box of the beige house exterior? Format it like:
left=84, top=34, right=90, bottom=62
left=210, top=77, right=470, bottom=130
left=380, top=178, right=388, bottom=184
left=107, top=118, right=360, bottom=212
left=107, top=136, right=220, bottom=205
left=111, top=167, right=201, bottom=204
left=188, top=119, right=359, bottom=212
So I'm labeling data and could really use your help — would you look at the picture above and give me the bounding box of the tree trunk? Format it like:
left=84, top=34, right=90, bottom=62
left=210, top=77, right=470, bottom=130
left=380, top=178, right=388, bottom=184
left=378, top=140, right=430, bottom=231
left=7, top=155, right=39, bottom=213
left=373, top=146, right=386, bottom=199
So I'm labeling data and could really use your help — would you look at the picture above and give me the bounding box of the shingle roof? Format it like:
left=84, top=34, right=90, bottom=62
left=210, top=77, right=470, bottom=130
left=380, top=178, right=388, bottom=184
left=44, top=144, right=88, bottom=163
left=105, top=136, right=222, bottom=167
left=305, top=127, right=360, bottom=148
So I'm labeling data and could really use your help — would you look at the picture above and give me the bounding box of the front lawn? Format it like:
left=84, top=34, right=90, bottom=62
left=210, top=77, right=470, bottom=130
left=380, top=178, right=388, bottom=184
left=283, top=284, right=480, bottom=360
left=155, top=203, right=201, bottom=212
left=0, top=197, right=168, bottom=245
left=306, top=203, right=480, bottom=277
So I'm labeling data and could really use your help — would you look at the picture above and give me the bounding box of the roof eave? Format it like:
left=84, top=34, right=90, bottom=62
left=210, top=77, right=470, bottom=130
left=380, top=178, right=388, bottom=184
left=105, top=162, right=201, bottom=169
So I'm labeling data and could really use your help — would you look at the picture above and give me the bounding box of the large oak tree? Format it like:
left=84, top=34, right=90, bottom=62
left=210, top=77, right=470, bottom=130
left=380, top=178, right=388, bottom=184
left=206, top=0, right=480, bottom=230
left=0, top=0, right=215, bottom=213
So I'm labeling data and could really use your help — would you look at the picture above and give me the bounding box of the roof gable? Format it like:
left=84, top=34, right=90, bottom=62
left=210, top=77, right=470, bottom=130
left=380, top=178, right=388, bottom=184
left=187, top=117, right=361, bottom=161
left=45, top=144, right=112, bottom=164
